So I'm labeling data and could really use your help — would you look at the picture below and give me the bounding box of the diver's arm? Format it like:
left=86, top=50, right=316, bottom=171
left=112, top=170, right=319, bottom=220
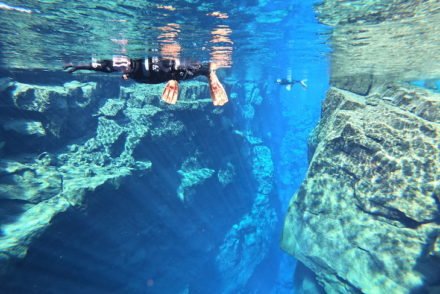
left=63, top=64, right=94, bottom=73
left=169, top=59, right=211, bottom=80
left=276, top=78, right=290, bottom=85
left=63, top=60, right=115, bottom=73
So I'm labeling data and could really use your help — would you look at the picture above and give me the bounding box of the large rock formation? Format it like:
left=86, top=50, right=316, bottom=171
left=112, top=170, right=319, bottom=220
left=0, top=75, right=280, bottom=293
left=0, top=79, right=105, bottom=155
left=216, top=145, right=277, bottom=293
left=0, top=81, right=169, bottom=276
left=282, top=84, right=440, bottom=293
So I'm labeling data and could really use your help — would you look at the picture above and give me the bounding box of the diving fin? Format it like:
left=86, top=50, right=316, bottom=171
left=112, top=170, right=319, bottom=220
left=300, top=79, right=308, bottom=89
left=286, top=84, right=292, bottom=91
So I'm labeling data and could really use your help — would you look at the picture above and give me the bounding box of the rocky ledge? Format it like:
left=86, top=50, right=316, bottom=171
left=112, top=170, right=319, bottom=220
left=0, top=79, right=211, bottom=275
left=0, top=75, right=280, bottom=293
left=281, top=83, right=440, bottom=293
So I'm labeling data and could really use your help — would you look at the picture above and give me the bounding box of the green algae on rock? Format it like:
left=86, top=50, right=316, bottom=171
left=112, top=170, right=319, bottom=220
left=281, top=84, right=440, bottom=293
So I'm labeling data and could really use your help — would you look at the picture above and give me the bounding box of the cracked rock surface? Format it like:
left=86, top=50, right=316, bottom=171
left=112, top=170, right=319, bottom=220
left=0, top=76, right=280, bottom=294
left=281, top=84, right=440, bottom=293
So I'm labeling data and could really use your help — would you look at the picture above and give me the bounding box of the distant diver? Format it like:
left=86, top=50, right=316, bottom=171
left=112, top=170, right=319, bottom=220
left=276, top=78, right=307, bottom=91
left=64, top=55, right=228, bottom=106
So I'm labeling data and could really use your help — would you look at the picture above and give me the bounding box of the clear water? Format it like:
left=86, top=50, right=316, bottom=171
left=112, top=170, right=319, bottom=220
left=0, top=0, right=438, bottom=293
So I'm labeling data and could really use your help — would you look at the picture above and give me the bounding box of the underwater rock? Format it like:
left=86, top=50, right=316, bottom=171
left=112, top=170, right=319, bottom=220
left=1, top=80, right=99, bottom=139
left=331, top=74, right=373, bottom=96
left=96, top=117, right=125, bottom=147
left=0, top=159, right=136, bottom=276
left=232, top=130, right=263, bottom=145
left=178, top=80, right=210, bottom=102
left=150, top=114, right=185, bottom=139
left=380, top=83, right=440, bottom=123
left=0, top=124, right=151, bottom=274
left=0, top=77, right=219, bottom=277
left=0, top=77, right=13, bottom=92
left=293, top=262, right=325, bottom=294
left=252, top=145, right=274, bottom=195
left=0, top=80, right=173, bottom=275
left=0, top=159, right=61, bottom=203
left=216, top=193, right=277, bottom=294
left=0, top=72, right=281, bottom=293
left=2, top=119, right=46, bottom=137
left=96, top=98, right=126, bottom=117
left=177, top=156, right=215, bottom=201
left=120, top=80, right=210, bottom=108
left=282, top=84, right=440, bottom=293
left=217, top=162, right=236, bottom=187
left=216, top=140, right=277, bottom=293
left=10, top=80, right=97, bottom=115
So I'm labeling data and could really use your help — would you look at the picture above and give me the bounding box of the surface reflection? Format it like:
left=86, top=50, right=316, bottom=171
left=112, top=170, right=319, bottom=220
left=155, top=20, right=233, bottom=68
left=210, top=25, right=233, bottom=68
left=158, top=23, right=181, bottom=60
left=317, top=0, right=440, bottom=81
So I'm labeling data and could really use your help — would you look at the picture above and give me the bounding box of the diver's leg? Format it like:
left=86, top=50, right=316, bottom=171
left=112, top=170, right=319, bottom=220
left=208, top=70, right=228, bottom=106
left=161, top=80, right=179, bottom=104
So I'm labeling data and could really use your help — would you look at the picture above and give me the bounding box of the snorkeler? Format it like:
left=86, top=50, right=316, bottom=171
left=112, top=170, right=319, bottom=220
left=63, top=56, right=228, bottom=106
left=276, top=78, right=308, bottom=91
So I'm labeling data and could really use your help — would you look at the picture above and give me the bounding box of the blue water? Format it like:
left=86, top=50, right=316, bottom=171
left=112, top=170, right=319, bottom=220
left=1, top=0, right=328, bottom=293
left=3, top=0, right=437, bottom=293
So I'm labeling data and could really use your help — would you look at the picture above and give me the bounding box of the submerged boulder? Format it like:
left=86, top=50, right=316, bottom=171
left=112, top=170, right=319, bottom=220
left=2, top=119, right=46, bottom=137
left=0, top=159, right=62, bottom=203
left=0, top=77, right=277, bottom=294
left=216, top=143, right=277, bottom=294
left=0, top=73, right=281, bottom=293
left=282, top=84, right=440, bottom=293
left=177, top=156, right=215, bottom=202
left=0, top=81, right=159, bottom=276
left=0, top=80, right=101, bottom=154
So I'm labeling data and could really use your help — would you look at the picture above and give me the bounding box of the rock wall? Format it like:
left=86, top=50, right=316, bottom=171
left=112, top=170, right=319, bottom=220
left=281, top=84, right=440, bottom=293
left=0, top=74, right=280, bottom=293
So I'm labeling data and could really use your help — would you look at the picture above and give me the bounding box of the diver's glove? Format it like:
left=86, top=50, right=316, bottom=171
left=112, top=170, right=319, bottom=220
left=63, top=64, right=78, bottom=73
